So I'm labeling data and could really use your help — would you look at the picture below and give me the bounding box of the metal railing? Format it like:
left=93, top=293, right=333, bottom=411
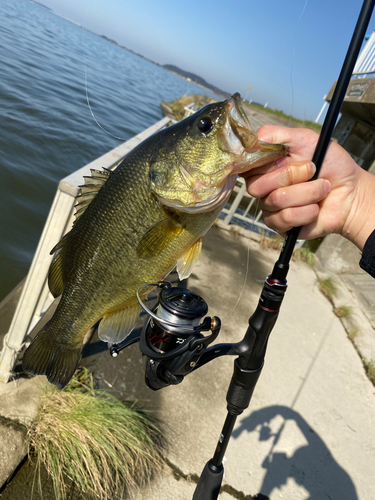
left=221, top=177, right=305, bottom=245
left=221, top=177, right=266, bottom=229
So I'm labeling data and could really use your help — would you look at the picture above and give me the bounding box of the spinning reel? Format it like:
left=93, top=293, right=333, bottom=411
left=110, top=281, right=221, bottom=390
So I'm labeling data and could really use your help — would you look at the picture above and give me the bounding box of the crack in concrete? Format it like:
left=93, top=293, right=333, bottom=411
left=0, top=415, right=27, bottom=434
left=165, top=458, right=270, bottom=500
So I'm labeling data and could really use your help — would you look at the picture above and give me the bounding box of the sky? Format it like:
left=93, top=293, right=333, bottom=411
left=38, top=0, right=375, bottom=122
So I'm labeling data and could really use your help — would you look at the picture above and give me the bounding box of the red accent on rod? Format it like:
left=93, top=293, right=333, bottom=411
left=258, top=303, right=278, bottom=313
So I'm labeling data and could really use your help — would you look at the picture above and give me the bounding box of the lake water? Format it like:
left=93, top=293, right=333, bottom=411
left=0, top=0, right=216, bottom=301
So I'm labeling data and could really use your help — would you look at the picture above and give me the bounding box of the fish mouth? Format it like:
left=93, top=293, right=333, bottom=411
left=232, top=139, right=289, bottom=175
left=220, top=93, right=288, bottom=174
left=218, top=93, right=257, bottom=155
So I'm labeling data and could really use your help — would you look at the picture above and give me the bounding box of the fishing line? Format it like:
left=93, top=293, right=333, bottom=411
left=83, top=50, right=127, bottom=141
left=230, top=230, right=251, bottom=316
left=230, top=195, right=261, bottom=316
left=81, top=3, right=127, bottom=141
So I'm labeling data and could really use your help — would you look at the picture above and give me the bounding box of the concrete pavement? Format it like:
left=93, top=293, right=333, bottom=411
left=131, top=223, right=375, bottom=500
left=1, top=222, right=375, bottom=499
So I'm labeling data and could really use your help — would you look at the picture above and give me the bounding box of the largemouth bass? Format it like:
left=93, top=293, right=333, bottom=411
left=22, top=93, right=287, bottom=389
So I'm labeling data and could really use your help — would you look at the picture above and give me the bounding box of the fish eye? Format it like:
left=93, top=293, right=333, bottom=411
left=197, top=117, right=214, bottom=134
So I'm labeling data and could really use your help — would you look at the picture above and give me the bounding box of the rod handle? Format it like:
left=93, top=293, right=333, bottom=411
left=226, top=359, right=263, bottom=415
left=193, top=461, right=224, bottom=500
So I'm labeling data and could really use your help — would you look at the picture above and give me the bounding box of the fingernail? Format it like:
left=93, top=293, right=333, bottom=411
left=323, top=180, right=331, bottom=194
left=311, top=162, right=317, bottom=174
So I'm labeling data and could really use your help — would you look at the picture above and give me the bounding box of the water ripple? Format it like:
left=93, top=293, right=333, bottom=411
left=0, top=0, right=217, bottom=300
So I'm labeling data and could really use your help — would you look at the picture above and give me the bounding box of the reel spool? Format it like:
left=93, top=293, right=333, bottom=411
left=137, top=281, right=221, bottom=390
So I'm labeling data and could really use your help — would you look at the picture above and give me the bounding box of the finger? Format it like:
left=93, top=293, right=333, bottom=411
left=241, top=157, right=286, bottom=180
left=261, top=179, right=331, bottom=212
left=247, top=161, right=317, bottom=198
left=297, top=220, right=326, bottom=240
left=263, top=204, right=321, bottom=235
left=298, top=199, right=345, bottom=240
left=256, top=125, right=319, bottom=157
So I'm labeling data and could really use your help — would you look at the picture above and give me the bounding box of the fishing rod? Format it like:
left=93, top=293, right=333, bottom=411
left=192, top=1, right=375, bottom=498
left=110, top=0, right=375, bottom=498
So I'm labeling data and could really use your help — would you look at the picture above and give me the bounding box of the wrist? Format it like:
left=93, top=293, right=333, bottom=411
left=341, top=168, right=375, bottom=251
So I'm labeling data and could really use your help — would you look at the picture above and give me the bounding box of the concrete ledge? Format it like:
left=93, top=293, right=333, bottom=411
left=0, top=376, right=49, bottom=426
left=0, top=376, right=49, bottom=489
left=0, top=419, right=27, bottom=489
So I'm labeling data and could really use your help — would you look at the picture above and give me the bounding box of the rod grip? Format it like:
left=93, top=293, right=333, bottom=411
left=226, top=359, right=263, bottom=415
left=193, top=461, right=224, bottom=500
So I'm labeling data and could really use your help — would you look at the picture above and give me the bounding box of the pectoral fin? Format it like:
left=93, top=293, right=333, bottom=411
left=48, top=252, right=65, bottom=298
left=137, top=215, right=183, bottom=259
left=98, top=304, right=141, bottom=343
left=48, top=233, right=69, bottom=298
left=176, top=238, right=203, bottom=280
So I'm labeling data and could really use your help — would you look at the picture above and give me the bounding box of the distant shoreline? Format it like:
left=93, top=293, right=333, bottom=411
left=161, top=68, right=222, bottom=98
left=27, top=0, right=228, bottom=99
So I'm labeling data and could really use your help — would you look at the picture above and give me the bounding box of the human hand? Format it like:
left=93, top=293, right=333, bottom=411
left=243, top=125, right=374, bottom=250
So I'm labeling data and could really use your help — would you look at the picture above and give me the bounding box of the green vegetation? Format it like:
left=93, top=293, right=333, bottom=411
left=245, top=102, right=322, bottom=132
left=259, top=234, right=316, bottom=269
left=259, top=232, right=284, bottom=250
left=229, top=224, right=242, bottom=237
left=161, top=94, right=215, bottom=121
left=27, top=367, right=166, bottom=500
left=333, top=305, right=353, bottom=319
left=365, top=359, right=375, bottom=384
left=318, top=277, right=337, bottom=300
left=293, top=247, right=317, bottom=268
left=348, top=327, right=359, bottom=341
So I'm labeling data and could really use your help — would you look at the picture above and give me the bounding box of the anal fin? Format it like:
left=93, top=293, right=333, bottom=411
left=176, top=237, right=203, bottom=280
left=98, top=304, right=141, bottom=344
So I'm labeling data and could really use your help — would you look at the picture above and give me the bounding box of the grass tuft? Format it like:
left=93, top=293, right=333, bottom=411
left=259, top=232, right=284, bottom=250
left=27, top=367, right=166, bottom=500
left=245, top=102, right=322, bottom=131
left=229, top=225, right=242, bottom=237
left=348, top=328, right=359, bottom=341
left=365, top=359, right=375, bottom=384
left=292, top=247, right=317, bottom=268
left=333, top=305, right=353, bottom=318
left=318, top=277, right=337, bottom=300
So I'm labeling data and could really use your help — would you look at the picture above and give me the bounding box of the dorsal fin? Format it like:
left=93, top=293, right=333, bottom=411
left=74, top=167, right=111, bottom=223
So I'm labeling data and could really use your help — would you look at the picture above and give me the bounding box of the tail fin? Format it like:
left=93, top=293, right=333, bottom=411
left=22, top=325, right=81, bottom=390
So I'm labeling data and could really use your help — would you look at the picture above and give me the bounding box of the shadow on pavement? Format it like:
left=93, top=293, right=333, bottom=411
left=232, top=405, right=358, bottom=500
